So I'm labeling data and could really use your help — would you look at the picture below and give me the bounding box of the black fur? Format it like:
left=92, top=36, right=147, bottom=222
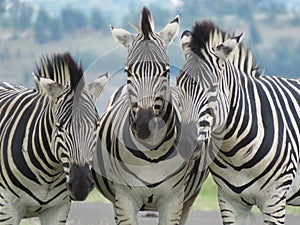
left=141, top=7, right=153, bottom=40
left=190, top=20, right=226, bottom=57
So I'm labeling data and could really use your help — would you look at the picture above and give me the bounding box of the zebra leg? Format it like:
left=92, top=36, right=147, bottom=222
left=113, top=186, right=140, bottom=225
left=258, top=195, right=287, bottom=225
left=0, top=200, right=23, bottom=225
left=0, top=190, right=24, bottom=225
left=39, top=202, right=71, bottom=225
left=157, top=189, right=185, bottom=225
left=218, top=191, right=252, bottom=225
left=287, top=164, right=300, bottom=206
left=179, top=192, right=198, bottom=225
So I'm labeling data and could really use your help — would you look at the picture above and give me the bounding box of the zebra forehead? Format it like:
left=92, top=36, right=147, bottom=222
left=126, top=40, right=169, bottom=65
left=178, top=63, right=217, bottom=89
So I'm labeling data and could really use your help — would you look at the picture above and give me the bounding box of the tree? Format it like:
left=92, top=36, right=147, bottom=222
left=249, top=22, right=261, bottom=45
left=90, top=9, right=105, bottom=30
left=48, top=17, right=63, bottom=41
left=60, top=7, right=87, bottom=33
left=17, top=3, right=33, bottom=31
left=0, top=0, right=5, bottom=14
left=33, top=9, right=51, bottom=44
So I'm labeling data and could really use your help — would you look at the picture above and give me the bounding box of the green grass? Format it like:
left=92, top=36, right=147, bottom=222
left=193, top=175, right=219, bottom=211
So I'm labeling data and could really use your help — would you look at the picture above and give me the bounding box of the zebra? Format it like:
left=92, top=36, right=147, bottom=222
left=176, top=20, right=300, bottom=224
left=92, top=7, right=208, bottom=225
left=0, top=52, right=108, bottom=225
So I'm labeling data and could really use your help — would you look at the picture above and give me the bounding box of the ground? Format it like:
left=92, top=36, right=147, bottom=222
left=68, top=203, right=300, bottom=225
left=22, top=202, right=300, bottom=225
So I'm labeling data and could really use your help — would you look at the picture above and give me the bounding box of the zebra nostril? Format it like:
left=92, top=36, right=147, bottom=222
left=68, top=164, right=94, bottom=201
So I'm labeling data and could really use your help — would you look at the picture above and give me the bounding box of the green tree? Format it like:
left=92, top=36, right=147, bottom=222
left=90, top=9, right=105, bottom=30
left=60, top=7, right=87, bottom=33
left=33, top=9, right=51, bottom=44
left=0, top=0, right=5, bottom=14
left=249, top=22, right=261, bottom=45
left=48, top=17, right=63, bottom=41
left=17, top=3, right=33, bottom=31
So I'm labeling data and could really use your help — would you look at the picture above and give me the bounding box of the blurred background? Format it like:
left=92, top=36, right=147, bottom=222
left=1, top=0, right=300, bottom=221
left=0, top=0, right=300, bottom=85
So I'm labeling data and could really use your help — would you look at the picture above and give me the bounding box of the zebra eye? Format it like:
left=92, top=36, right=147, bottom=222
left=154, top=97, right=164, bottom=115
left=95, top=120, right=101, bottom=130
left=162, top=69, right=170, bottom=77
left=55, top=121, right=64, bottom=132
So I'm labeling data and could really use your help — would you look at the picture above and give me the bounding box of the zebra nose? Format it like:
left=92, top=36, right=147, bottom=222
left=177, top=123, right=199, bottom=160
left=67, top=163, right=94, bottom=201
left=134, top=108, right=155, bottom=140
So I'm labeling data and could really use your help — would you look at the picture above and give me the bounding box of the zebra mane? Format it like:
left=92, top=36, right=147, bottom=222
left=141, top=7, right=154, bottom=39
left=35, top=52, right=84, bottom=91
left=190, top=20, right=262, bottom=77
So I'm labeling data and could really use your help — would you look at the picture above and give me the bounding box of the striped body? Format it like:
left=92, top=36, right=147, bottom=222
left=92, top=7, right=207, bottom=225
left=93, top=84, right=207, bottom=225
left=0, top=84, right=69, bottom=222
left=0, top=53, right=107, bottom=225
left=178, top=21, right=300, bottom=224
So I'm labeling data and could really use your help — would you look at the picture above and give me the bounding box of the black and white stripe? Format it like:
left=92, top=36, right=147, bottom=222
left=177, top=20, right=300, bottom=225
left=0, top=53, right=107, bottom=225
left=92, top=7, right=207, bottom=225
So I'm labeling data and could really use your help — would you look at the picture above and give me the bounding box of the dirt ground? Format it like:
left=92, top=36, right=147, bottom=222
left=66, top=202, right=299, bottom=225
left=21, top=202, right=300, bottom=224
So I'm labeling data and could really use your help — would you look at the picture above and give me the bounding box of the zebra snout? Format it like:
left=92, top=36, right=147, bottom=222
left=177, top=123, right=199, bottom=160
left=67, top=163, right=94, bottom=201
left=133, top=108, right=156, bottom=140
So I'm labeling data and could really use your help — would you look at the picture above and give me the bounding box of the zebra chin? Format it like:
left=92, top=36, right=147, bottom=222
left=177, top=122, right=202, bottom=160
left=66, top=163, right=94, bottom=201
left=132, top=108, right=157, bottom=140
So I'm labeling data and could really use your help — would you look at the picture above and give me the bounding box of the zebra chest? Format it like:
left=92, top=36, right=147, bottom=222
left=112, top=150, right=187, bottom=187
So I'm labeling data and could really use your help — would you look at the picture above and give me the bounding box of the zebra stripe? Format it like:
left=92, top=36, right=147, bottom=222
left=0, top=53, right=107, bottom=225
left=177, top=20, right=300, bottom=225
left=92, top=7, right=207, bottom=225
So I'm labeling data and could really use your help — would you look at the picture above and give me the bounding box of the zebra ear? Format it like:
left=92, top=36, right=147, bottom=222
left=158, top=15, right=179, bottom=48
left=32, top=73, right=66, bottom=100
left=86, top=72, right=108, bottom=102
left=180, top=30, right=192, bottom=59
left=110, top=25, right=136, bottom=49
left=213, top=32, right=245, bottom=62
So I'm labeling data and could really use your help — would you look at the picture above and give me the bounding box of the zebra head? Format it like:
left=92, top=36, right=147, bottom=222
left=176, top=21, right=244, bottom=158
left=110, top=7, right=179, bottom=143
left=33, top=54, right=108, bottom=201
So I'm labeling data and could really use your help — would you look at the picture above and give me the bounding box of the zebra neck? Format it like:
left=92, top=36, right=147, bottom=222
left=22, top=95, right=62, bottom=169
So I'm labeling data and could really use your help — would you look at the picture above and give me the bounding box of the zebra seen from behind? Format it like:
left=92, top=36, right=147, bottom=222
left=176, top=20, right=300, bottom=224
left=0, top=53, right=108, bottom=225
left=92, top=7, right=208, bottom=225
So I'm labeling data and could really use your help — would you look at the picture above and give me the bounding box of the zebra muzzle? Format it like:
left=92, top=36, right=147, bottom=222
left=67, top=163, right=94, bottom=201
left=133, top=108, right=156, bottom=140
